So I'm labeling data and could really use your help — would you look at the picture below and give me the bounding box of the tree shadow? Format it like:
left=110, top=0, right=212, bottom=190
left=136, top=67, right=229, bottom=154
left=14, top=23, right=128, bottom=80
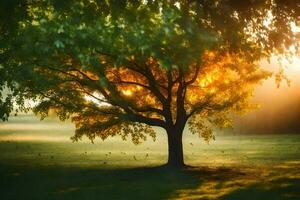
left=0, top=163, right=299, bottom=200
left=0, top=164, right=244, bottom=200
left=52, top=165, right=204, bottom=200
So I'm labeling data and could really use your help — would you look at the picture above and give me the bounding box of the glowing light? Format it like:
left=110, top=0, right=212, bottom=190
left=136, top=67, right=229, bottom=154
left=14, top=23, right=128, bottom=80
left=122, top=90, right=133, bottom=96
left=209, top=88, right=216, bottom=94
left=84, top=92, right=110, bottom=106
left=263, top=10, right=274, bottom=28
left=291, top=22, right=300, bottom=33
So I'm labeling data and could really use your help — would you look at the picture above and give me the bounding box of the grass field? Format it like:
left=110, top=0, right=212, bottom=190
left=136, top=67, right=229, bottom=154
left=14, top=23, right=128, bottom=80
left=0, top=115, right=300, bottom=199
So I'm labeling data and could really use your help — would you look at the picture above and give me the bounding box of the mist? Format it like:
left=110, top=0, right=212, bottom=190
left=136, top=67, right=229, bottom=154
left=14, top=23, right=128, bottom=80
left=234, top=57, right=300, bottom=134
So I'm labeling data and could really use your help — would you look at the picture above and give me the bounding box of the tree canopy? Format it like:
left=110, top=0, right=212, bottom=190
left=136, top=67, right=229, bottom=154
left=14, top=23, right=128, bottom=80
left=0, top=0, right=299, bottom=166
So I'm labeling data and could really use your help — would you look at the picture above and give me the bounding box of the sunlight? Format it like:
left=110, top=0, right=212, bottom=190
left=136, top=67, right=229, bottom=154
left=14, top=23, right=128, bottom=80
left=84, top=92, right=111, bottom=106
left=282, top=56, right=300, bottom=75
left=263, top=10, right=274, bottom=28
left=291, top=22, right=300, bottom=33
left=1, top=1, right=300, bottom=199
left=260, top=55, right=300, bottom=78
left=122, top=89, right=133, bottom=96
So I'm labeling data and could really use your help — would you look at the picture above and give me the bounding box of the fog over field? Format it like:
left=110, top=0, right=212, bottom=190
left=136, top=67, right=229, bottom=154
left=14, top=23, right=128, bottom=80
left=0, top=113, right=300, bottom=200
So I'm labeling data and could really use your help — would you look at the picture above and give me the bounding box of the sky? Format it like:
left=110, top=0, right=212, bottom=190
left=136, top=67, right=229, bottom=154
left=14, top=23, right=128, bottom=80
left=234, top=56, right=300, bottom=134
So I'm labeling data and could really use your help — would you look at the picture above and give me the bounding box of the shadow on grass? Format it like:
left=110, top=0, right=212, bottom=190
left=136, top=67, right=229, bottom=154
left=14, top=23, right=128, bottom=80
left=0, top=164, right=242, bottom=200
left=0, top=163, right=299, bottom=200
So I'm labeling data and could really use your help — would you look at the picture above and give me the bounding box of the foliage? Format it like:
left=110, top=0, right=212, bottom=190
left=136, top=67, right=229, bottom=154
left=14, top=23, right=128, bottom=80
left=0, top=0, right=299, bottom=144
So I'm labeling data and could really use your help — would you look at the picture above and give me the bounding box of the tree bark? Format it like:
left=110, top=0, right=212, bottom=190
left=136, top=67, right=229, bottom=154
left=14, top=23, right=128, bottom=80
left=166, top=127, right=185, bottom=168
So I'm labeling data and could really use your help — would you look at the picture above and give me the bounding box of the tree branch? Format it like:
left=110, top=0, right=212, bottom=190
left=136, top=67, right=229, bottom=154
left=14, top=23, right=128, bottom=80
left=185, top=63, right=201, bottom=86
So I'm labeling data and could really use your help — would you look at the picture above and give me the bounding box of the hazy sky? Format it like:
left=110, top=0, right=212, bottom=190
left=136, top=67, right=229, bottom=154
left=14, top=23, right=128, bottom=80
left=235, top=56, right=300, bottom=134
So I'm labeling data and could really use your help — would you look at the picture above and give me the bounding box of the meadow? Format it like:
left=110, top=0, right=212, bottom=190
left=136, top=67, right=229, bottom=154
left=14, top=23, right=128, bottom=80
left=0, top=115, right=299, bottom=200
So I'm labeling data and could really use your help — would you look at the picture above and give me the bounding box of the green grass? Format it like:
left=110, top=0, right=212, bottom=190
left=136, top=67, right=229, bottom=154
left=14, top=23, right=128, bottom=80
left=0, top=115, right=300, bottom=199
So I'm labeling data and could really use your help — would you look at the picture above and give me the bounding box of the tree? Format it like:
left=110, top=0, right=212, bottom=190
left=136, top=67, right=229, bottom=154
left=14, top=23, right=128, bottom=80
left=1, top=0, right=299, bottom=168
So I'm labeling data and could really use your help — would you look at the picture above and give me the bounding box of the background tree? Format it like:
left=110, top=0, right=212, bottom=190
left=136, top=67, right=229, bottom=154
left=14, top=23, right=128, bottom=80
left=1, top=0, right=299, bottom=168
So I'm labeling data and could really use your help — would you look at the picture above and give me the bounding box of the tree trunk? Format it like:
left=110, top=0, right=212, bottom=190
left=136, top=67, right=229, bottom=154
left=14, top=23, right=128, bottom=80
left=166, top=127, right=185, bottom=168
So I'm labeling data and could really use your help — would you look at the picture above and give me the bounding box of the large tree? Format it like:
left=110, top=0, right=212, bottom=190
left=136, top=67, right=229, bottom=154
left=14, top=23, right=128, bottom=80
left=1, top=0, right=299, bottom=167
